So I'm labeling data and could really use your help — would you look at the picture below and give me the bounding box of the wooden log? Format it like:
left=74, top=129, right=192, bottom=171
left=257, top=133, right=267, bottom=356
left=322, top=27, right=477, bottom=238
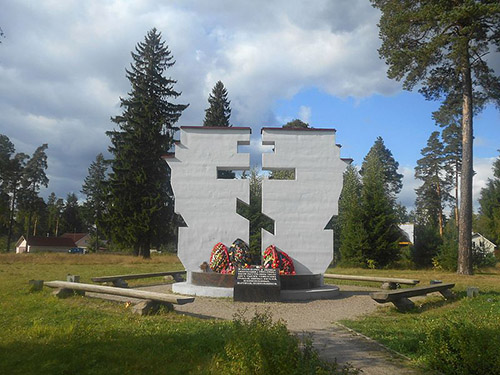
left=44, top=281, right=194, bottom=305
left=91, top=270, right=186, bottom=283
left=370, top=283, right=455, bottom=303
left=324, top=273, right=419, bottom=285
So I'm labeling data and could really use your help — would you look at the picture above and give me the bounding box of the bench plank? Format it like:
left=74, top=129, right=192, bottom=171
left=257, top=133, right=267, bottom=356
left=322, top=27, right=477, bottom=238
left=91, top=270, right=186, bottom=283
left=44, top=280, right=194, bottom=305
left=324, top=273, right=419, bottom=285
left=370, top=283, right=455, bottom=303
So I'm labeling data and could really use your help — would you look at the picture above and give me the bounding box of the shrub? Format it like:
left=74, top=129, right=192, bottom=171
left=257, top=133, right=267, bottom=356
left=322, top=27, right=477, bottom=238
left=422, top=296, right=500, bottom=375
left=206, top=311, right=359, bottom=375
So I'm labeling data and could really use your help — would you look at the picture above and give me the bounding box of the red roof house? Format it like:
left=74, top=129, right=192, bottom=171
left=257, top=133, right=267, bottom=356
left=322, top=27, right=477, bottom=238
left=15, top=236, right=76, bottom=253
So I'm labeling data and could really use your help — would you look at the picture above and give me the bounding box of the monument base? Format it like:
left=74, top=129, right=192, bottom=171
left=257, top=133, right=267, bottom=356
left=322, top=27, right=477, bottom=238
left=191, top=272, right=323, bottom=290
left=172, top=282, right=233, bottom=298
left=280, top=285, right=340, bottom=301
left=173, top=282, right=340, bottom=301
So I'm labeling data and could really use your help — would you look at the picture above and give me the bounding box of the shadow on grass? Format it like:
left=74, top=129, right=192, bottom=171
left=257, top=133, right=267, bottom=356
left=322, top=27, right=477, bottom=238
left=0, top=322, right=229, bottom=375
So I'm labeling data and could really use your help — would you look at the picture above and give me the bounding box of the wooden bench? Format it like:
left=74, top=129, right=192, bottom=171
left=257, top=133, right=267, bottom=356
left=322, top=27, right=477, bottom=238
left=323, top=273, right=419, bottom=289
left=370, top=283, right=455, bottom=311
left=91, top=270, right=186, bottom=287
left=44, top=280, right=194, bottom=315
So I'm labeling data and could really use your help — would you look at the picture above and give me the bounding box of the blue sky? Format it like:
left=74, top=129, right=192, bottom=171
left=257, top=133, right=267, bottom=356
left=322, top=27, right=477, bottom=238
left=0, top=0, right=498, bottom=212
left=272, top=89, right=500, bottom=209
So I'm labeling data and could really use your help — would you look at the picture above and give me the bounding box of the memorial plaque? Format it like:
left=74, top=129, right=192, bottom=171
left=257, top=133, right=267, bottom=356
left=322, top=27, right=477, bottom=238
left=233, top=268, right=280, bottom=302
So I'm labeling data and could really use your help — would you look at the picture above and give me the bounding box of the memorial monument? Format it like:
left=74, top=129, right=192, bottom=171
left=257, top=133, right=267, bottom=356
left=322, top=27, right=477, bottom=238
left=166, top=126, right=350, bottom=300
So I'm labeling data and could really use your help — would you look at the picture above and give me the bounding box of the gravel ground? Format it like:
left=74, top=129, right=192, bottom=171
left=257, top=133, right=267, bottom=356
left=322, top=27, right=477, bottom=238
left=138, top=284, right=426, bottom=374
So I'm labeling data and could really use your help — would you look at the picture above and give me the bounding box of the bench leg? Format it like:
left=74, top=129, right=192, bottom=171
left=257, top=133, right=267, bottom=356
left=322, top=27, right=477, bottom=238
left=131, top=300, right=173, bottom=316
left=439, top=289, right=454, bottom=300
left=381, top=282, right=398, bottom=290
left=112, top=279, right=129, bottom=288
left=172, top=274, right=185, bottom=282
left=392, top=297, right=415, bottom=312
left=53, top=288, right=85, bottom=298
left=29, top=280, right=44, bottom=292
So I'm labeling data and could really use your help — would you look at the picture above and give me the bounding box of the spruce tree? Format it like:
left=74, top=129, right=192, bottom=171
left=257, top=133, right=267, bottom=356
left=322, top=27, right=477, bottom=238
left=370, top=0, right=500, bottom=274
left=61, top=193, right=84, bottom=234
left=338, top=165, right=369, bottom=266
left=203, top=80, right=231, bottom=127
left=360, top=152, right=401, bottom=267
left=82, top=153, right=108, bottom=252
left=106, top=28, right=188, bottom=258
left=360, top=137, right=403, bottom=197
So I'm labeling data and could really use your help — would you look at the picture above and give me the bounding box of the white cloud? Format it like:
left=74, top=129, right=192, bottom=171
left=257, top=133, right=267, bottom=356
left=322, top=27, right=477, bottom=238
left=473, top=157, right=496, bottom=207
left=0, top=0, right=401, bottom=199
left=397, top=166, right=419, bottom=211
left=299, top=106, right=312, bottom=124
left=397, top=157, right=496, bottom=216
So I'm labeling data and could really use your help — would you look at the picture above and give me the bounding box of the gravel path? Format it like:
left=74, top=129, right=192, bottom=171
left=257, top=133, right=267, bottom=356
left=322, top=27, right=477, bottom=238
left=140, top=284, right=425, bottom=374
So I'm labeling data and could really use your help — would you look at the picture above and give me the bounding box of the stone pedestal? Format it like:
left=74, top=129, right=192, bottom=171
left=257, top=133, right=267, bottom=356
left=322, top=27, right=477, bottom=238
left=233, top=268, right=280, bottom=302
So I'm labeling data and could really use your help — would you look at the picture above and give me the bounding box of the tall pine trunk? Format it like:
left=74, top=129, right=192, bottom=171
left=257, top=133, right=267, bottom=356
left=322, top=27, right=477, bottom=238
left=454, top=160, right=459, bottom=225
left=6, top=189, right=16, bottom=252
left=458, top=55, right=473, bottom=275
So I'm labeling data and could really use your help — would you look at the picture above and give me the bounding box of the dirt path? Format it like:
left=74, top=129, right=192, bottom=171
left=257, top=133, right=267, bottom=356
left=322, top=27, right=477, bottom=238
left=140, top=284, right=425, bottom=374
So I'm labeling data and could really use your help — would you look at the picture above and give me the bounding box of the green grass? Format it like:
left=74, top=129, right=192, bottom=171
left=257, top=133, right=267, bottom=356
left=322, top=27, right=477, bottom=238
left=0, top=253, right=354, bottom=375
left=334, top=265, right=500, bottom=374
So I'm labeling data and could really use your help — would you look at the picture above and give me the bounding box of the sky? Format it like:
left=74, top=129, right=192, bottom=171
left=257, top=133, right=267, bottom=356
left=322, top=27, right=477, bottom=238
left=0, top=0, right=499, bottom=212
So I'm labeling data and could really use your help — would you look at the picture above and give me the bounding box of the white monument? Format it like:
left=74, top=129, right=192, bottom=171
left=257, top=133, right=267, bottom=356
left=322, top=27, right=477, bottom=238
left=261, top=127, right=348, bottom=275
left=166, top=126, right=251, bottom=283
left=167, top=126, right=349, bottom=297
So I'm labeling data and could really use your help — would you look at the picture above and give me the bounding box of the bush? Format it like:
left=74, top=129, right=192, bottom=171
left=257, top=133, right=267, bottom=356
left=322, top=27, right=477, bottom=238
left=206, top=311, right=359, bottom=375
left=422, top=296, right=500, bottom=375
left=472, top=246, right=498, bottom=269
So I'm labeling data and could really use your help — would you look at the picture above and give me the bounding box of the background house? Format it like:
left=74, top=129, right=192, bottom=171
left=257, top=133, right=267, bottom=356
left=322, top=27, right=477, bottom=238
left=15, top=236, right=76, bottom=253
left=472, top=233, right=497, bottom=255
left=398, top=223, right=414, bottom=246
left=60, top=233, right=90, bottom=250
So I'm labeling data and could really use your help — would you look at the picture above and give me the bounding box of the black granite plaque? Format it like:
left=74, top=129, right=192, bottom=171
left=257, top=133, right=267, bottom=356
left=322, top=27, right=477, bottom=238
left=233, top=268, right=280, bottom=302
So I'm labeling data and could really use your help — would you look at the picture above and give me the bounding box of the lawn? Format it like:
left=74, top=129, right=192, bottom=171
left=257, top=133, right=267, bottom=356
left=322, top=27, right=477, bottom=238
left=0, top=253, right=353, bottom=375
left=332, top=265, right=500, bottom=375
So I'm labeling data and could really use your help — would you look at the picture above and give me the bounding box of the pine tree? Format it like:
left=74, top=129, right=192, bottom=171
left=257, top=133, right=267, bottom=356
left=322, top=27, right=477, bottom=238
left=338, top=165, right=369, bottom=266
left=0, top=135, right=15, bottom=236
left=360, top=152, right=401, bottom=267
left=415, top=132, right=452, bottom=238
left=82, top=153, right=108, bottom=252
left=203, top=81, right=231, bottom=127
left=477, top=153, right=500, bottom=246
left=282, top=119, right=309, bottom=129
left=106, top=28, right=188, bottom=258
left=3, top=152, right=28, bottom=251
left=360, top=137, right=403, bottom=197
left=370, top=0, right=500, bottom=274
left=269, top=119, right=310, bottom=180
left=47, top=192, right=64, bottom=236
left=18, top=144, right=49, bottom=240
left=433, top=98, right=463, bottom=223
